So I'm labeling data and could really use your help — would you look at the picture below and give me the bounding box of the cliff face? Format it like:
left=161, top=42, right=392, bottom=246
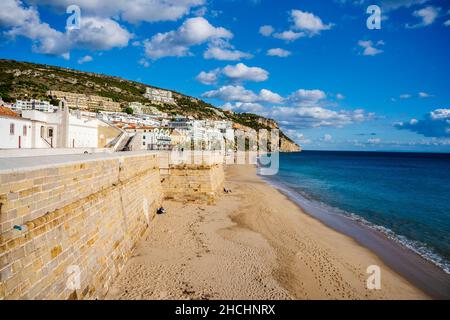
left=257, top=117, right=278, bottom=130
left=280, top=138, right=302, bottom=152
left=256, top=116, right=301, bottom=152
left=232, top=122, right=301, bottom=152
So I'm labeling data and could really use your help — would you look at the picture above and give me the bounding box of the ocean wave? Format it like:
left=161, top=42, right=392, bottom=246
left=262, top=175, right=450, bottom=275
left=345, top=212, right=450, bottom=275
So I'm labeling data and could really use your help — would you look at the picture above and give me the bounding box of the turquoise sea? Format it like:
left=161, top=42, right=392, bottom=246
left=265, top=151, right=450, bottom=275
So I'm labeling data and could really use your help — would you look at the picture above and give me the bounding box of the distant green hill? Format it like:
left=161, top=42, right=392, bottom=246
left=0, top=59, right=300, bottom=151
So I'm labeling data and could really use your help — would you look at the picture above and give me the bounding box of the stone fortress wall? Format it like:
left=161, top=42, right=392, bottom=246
left=0, top=151, right=225, bottom=299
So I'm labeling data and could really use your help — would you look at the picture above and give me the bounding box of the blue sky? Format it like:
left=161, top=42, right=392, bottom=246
left=0, top=0, right=449, bottom=152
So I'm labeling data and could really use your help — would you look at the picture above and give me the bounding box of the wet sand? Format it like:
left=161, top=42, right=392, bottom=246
left=106, top=165, right=428, bottom=300
left=263, top=176, right=450, bottom=299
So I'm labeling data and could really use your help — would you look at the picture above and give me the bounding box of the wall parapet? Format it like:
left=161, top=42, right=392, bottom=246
left=0, top=152, right=162, bottom=300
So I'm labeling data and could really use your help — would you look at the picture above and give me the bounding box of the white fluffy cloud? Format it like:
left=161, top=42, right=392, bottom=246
left=196, top=68, right=220, bottom=85
left=267, top=48, right=291, bottom=57
left=419, top=91, right=433, bottom=98
left=393, top=92, right=434, bottom=100
left=203, top=85, right=258, bottom=102
left=265, top=9, right=331, bottom=43
left=284, top=130, right=312, bottom=144
left=222, top=63, right=269, bottom=82
left=1, top=0, right=68, bottom=56
left=222, top=102, right=264, bottom=113
left=197, top=63, right=270, bottom=85
left=0, top=0, right=37, bottom=27
left=71, top=16, right=132, bottom=51
left=407, top=6, right=440, bottom=28
left=288, top=89, right=327, bottom=107
left=138, top=58, right=150, bottom=67
left=203, top=47, right=252, bottom=61
left=1, top=0, right=132, bottom=57
left=273, top=30, right=304, bottom=41
left=341, top=0, right=430, bottom=12
left=144, top=17, right=232, bottom=59
left=258, top=89, right=284, bottom=103
left=203, top=84, right=374, bottom=128
left=358, top=40, right=384, bottom=56
left=234, top=87, right=374, bottom=129
left=395, top=109, right=450, bottom=137
left=271, top=106, right=374, bottom=129
left=380, top=0, right=429, bottom=11
left=28, top=0, right=205, bottom=24
left=77, top=55, right=93, bottom=64
left=259, top=25, right=274, bottom=36
left=202, top=85, right=282, bottom=104
left=290, top=10, right=333, bottom=35
left=203, top=38, right=252, bottom=61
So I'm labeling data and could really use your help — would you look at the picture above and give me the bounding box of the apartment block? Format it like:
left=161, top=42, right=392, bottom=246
left=12, top=99, right=56, bottom=113
left=47, top=91, right=121, bottom=113
left=143, top=88, right=176, bottom=105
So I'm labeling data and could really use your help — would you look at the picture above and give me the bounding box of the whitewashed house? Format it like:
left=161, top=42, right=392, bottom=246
left=13, top=99, right=56, bottom=113
left=0, top=106, right=34, bottom=149
left=0, top=102, right=99, bottom=149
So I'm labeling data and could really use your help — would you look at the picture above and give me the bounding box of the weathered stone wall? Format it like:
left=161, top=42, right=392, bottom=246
left=0, top=151, right=226, bottom=300
left=0, top=153, right=162, bottom=300
left=161, top=164, right=225, bottom=204
left=125, top=133, right=143, bottom=152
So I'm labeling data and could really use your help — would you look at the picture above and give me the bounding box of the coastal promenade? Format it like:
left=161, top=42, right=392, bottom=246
left=0, top=151, right=146, bottom=172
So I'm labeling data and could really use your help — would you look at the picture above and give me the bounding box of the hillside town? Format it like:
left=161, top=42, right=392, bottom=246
left=0, top=88, right=237, bottom=153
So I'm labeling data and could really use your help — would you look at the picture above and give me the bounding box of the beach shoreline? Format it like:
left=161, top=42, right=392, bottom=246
left=106, top=164, right=430, bottom=300
left=261, top=174, right=450, bottom=299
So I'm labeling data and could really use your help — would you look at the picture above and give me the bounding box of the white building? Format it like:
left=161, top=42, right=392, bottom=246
left=138, top=115, right=161, bottom=127
left=0, top=106, right=35, bottom=149
left=144, top=88, right=176, bottom=104
left=13, top=99, right=56, bottom=113
left=144, top=128, right=172, bottom=150
left=47, top=91, right=121, bottom=112
left=168, top=117, right=193, bottom=130
left=166, top=118, right=230, bottom=150
left=0, top=103, right=99, bottom=149
left=123, top=126, right=172, bottom=150
left=99, top=111, right=162, bottom=128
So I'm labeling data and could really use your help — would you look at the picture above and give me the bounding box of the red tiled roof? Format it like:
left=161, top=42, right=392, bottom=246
left=0, top=106, right=20, bottom=118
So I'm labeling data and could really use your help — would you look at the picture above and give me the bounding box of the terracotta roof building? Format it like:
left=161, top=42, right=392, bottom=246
left=0, top=105, right=20, bottom=118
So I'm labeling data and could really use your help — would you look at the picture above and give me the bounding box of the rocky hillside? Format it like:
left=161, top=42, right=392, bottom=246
left=0, top=59, right=300, bottom=152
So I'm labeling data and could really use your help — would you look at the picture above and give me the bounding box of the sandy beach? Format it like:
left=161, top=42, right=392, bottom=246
left=106, top=164, right=428, bottom=300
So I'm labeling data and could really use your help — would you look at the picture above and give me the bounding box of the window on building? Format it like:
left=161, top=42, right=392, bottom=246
left=10, top=123, right=14, bottom=135
left=40, top=126, right=45, bottom=138
left=143, top=142, right=146, bottom=146
left=23, top=125, right=27, bottom=136
left=48, top=128, right=54, bottom=138
left=143, top=135, right=146, bottom=139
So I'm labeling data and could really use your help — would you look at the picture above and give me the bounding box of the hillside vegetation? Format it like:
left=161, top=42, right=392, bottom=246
left=0, top=59, right=300, bottom=151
